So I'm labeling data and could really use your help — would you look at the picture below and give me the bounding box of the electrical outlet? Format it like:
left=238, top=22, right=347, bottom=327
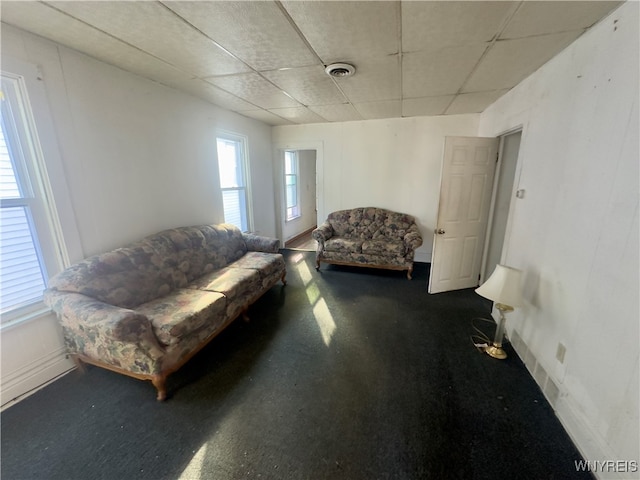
left=556, top=342, right=566, bottom=364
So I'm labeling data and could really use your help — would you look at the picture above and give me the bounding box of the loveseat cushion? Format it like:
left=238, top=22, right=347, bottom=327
left=324, top=237, right=363, bottom=254
left=362, top=239, right=405, bottom=256
left=135, top=289, right=227, bottom=346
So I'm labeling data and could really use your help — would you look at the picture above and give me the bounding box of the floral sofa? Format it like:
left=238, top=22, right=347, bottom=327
left=44, top=224, right=286, bottom=401
left=312, top=207, right=423, bottom=279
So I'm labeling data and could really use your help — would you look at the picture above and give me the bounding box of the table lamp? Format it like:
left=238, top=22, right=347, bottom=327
left=475, top=264, right=523, bottom=359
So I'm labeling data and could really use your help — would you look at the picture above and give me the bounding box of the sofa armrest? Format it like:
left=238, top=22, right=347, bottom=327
left=243, top=233, right=280, bottom=253
left=44, top=290, right=161, bottom=348
left=312, top=222, right=334, bottom=244
left=403, top=224, right=424, bottom=252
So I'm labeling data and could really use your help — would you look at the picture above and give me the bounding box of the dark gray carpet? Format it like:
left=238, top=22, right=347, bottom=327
left=1, top=250, right=591, bottom=480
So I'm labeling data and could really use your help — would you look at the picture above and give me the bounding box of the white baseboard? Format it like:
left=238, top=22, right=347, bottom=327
left=1, top=348, right=74, bottom=410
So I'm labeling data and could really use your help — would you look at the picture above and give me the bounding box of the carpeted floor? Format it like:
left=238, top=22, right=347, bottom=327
left=1, top=250, right=591, bottom=480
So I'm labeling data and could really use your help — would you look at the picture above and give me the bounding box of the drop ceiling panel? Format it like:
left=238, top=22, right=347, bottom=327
left=262, top=66, right=347, bottom=106
left=353, top=100, right=402, bottom=120
left=48, top=1, right=250, bottom=77
left=281, top=1, right=400, bottom=63
left=445, top=89, right=510, bottom=114
left=402, top=96, right=455, bottom=117
left=177, top=80, right=258, bottom=112
left=463, top=31, right=583, bottom=92
left=402, top=1, right=517, bottom=51
left=207, top=73, right=301, bottom=110
left=240, top=110, right=293, bottom=126
left=308, top=104, right=363, bottom=123
left=163, top=1, right=318, bottom=71
left=268, top=106, right=327, bottom=124
left=501, top=1, right=622, bottom=39
left=333, top=56, right=401, bottom=104
left=1, top=2, right=190, bottom=88
left=403, top=45, right=488, bottom=98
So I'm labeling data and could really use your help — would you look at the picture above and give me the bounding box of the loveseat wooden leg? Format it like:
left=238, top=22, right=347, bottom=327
left=281, top=271, right=287, bottom=285
left=152, top=375, right=167, bottom=401
left=315, top=259, right=321, bottom=271
left=407, top=266, right=413, bottom=280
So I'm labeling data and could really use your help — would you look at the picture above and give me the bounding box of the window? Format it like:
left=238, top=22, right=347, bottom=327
left=216, top=133, right=251, bottom=232
left=284, top=150, right=300, bottom=221
left=1, top=72, right=64, bottom=322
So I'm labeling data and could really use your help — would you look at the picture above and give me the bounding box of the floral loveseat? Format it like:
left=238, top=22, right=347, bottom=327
left=312, top=207, right=423, bottom=279
left=44, top=224, right=286, bottom=401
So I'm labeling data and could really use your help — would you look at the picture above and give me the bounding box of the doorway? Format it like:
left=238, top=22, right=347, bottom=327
left=482, top=130, right=522, bottom=281
left=275, top=147, right=319, bottom=248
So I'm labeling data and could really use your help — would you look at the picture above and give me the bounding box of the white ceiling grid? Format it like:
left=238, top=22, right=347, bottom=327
left=0, top=1, right=623, bottom=125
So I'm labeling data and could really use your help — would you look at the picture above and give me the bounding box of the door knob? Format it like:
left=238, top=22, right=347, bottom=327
left=436, top=229, right=445, bottom=235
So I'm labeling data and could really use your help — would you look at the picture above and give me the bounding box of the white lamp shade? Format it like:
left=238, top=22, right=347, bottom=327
left=475, top=264, right=523, bottom=307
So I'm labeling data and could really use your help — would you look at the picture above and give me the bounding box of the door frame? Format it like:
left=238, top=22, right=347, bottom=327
left=479, top=127, right=524, bottom=282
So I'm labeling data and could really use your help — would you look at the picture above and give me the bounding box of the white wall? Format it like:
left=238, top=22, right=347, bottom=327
left=1, top=25, right=276, bottom=406
left=478, top=2, right=639, bottom=474
left=272, top=115, right=480, bottom=262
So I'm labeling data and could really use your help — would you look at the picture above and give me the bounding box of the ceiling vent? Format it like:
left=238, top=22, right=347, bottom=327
left=325, top=63, right=356, bottom=78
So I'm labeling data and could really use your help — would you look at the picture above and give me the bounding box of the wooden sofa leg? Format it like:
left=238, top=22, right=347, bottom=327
left=407, top=266, right=413, bottom=280
left=315, top=259, right=321, bottom=271
left=281, top=271, right=287, bottom=285
left=71, top=355, right=87, bottom=374
left=152, top=375, right=168, bottom=401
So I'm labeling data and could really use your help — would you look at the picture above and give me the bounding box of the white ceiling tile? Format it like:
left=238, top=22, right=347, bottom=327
left=463, top=31, right=583, bottom=92
left=334, top=56, right=401, bottom=104
left=262, top=66, right=347, bottom=106
left=207, top=73, right=301, bottom=109
left=1, top=2, right=191, bottom=88
left=403, top=45, right=488, bottom=97
left=446, top=90, right=510, bottom=115
left=48, top=1, right=250, bottom=77
left=240, top=110, right=293, bottom=126
left=177, top=80, right=258, bottom=112
left=163, top=1, right=318, bottom=71
left=402, top=1, right=517, bottom=51
left=308, top=104, right=363, bottom=123
left=402, top=96, right=455, bottom=117
left=353, top=101, right=402, bottom=120
left=281, top=1, right=400, bottom=63
left=268, top=106, right=327, bottom=124
left=501, top=1, right=623, bottom=39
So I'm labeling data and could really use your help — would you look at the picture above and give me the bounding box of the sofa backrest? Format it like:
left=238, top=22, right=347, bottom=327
left=46, top=224, right=247, bottom=309
left=327, top=207, right=417, bottom=240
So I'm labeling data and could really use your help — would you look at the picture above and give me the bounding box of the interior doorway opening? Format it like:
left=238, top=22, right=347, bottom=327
left=481, top=129, right=522, bottom=282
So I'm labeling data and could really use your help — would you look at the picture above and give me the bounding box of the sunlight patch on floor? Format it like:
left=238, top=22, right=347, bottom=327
left=313, top=297, right=336, bottom=347
left=292, top=253, right=336, bottom=346
left=178, top=442, right=207, bottom=480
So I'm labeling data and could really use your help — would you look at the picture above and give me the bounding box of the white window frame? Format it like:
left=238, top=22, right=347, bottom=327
left=215, top=131, right=252, bottom=232
left=284, top=150, right=300, bottom=221
left=1, top=68, right=67, bottom=326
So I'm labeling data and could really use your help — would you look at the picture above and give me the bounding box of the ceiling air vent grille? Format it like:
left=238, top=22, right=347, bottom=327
left=325, top=63, right=356, bottom=78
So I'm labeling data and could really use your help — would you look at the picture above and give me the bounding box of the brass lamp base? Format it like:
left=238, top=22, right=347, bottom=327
left=484, top=344, right=507, bottom=360
left=483, top=303, right=513, bottom=360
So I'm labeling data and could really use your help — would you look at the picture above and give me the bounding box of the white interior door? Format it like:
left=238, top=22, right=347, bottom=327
left=428, top=136, right=499, bottom=294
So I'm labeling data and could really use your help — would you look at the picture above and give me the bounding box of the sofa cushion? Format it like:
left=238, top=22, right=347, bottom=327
left=136, top=289, right=226, bottom=346
left=227, top=252, right=285, bottom=281
left=362, top=239, right=405, bottom=256
left=187, top=266, right=261, bottom=301
left=324, top=237, right=363, bottom=254
left=47, top=245, right=173, bottom=309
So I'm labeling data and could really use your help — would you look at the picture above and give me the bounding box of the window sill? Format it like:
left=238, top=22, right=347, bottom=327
left=1, top=303, right=53, bottom=332
left=285, top=215, right=301, bottom=223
